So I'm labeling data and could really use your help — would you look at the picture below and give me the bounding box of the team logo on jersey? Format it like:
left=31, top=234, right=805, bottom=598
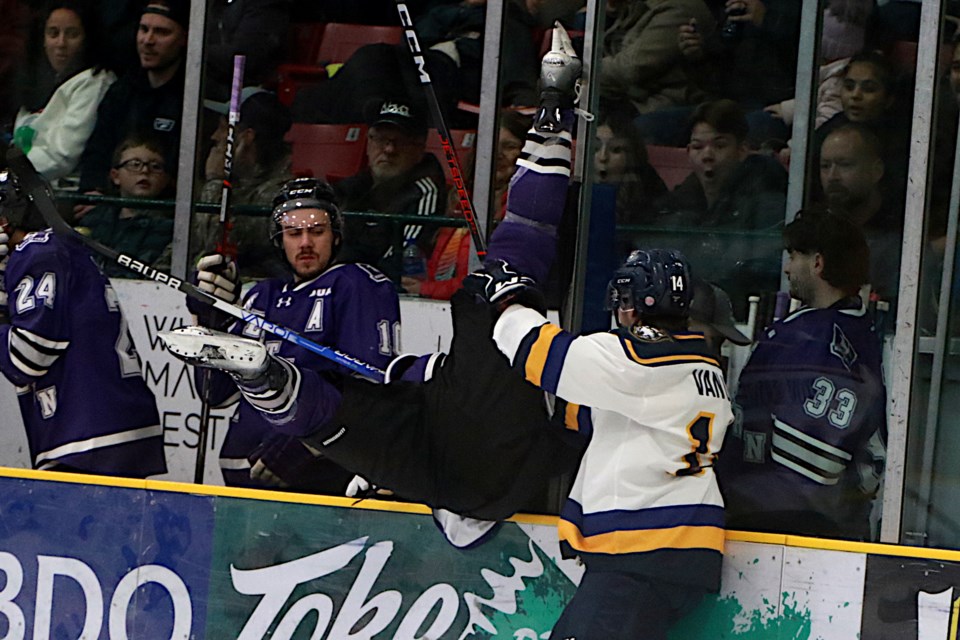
left=743, top=430, right=767, bottom=464
left=830, top=324, right=858, bottom=371
left=37, top=386, right=57, bottom=419
left=276, top=297, right=293, bottom=308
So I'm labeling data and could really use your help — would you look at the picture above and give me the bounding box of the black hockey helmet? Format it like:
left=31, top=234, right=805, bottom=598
left=606, top=249, right=693, bottom=318
left=0, top=169, right=44, bottom=234
left=270, top=177, right=341, bottom=249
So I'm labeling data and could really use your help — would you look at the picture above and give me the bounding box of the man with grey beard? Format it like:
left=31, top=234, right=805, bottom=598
left=334, top=98, right=447, bottom=282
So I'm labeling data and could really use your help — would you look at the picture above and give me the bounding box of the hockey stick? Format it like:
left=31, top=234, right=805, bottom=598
left=195, top=55, right=245, bottom=483
left=213, top=54, right=244, bottom=259
left=5, top=148, right=386, bottom=383
left=394, top=2, right=487, bottom=259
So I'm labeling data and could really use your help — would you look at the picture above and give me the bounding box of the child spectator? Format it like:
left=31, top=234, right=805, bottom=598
left=12, top=1, right=117, bottom=181
left=78, top=134, right=174, bottom=277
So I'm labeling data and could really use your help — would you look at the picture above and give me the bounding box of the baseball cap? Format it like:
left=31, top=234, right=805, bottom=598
left=368, top=99, right=428, bottom=137
left=204, top=89, right=292, bottom=140
left=142, top=0, right=189, bottom=30
left=689, top=278, right=752, bottom=345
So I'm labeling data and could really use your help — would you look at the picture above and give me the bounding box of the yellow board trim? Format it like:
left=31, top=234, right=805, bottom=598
left=558, top=520, right=725, bottom=554
left=525, top=323, right=563, bottom=387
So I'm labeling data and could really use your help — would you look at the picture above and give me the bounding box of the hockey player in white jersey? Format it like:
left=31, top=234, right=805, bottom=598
left=488, top=248, right=734, bottom=640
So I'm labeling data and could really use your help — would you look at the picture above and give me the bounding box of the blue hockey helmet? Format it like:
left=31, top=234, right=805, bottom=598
left=606, top=249, right=693, bottom=318
left=270, top=177, right=342, bottom=249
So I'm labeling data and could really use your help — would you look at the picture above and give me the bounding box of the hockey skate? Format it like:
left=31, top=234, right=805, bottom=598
left=534, top=22, right=582, bottom=133
left=159, top=326, right=269, bottom=380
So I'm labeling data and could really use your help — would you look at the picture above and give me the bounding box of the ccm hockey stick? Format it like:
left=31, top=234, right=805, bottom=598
left=5, top=148, right=386, bottom=383
left=394, top=1, right=487, bottom=259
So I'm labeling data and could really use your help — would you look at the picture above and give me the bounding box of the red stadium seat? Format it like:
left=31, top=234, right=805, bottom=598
left=424, top=129, right=478, bottom=185
left=316, top=23, right=403, bottom=64
left=287, top=123, right=368, bottom=183
left=646, top=144, right=691, bottom=190
left=276, top=23, right=404, bottom=107
left=289, top=22, right=326, bottom=65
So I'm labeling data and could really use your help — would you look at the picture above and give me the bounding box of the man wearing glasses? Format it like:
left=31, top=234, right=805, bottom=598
left=335, top=99, right=447, bottom=282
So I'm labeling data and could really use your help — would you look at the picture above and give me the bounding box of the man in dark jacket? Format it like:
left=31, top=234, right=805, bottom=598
left=335, top=99, right=447, bottom=281
left=77, top=0, right=188, bottom=193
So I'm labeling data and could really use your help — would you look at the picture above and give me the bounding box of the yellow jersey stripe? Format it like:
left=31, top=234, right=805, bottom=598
left=623, top=340, right=719, bottom=367
left=558, top=520, right=725, bottom=555
left=525, top=323, right=564, bottom=387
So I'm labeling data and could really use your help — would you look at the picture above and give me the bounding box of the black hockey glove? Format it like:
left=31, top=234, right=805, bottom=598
left=462, top=259, right=546, bottom=314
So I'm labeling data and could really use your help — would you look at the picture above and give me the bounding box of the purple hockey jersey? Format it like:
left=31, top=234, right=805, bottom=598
left=209, top=262, right=400, bottom=487
left=0, top=231, right=166, bottom=477
left=716, top=297, right=886, bottom=540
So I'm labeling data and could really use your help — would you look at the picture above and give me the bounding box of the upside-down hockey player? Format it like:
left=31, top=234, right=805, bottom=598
left=163, top=29, right=588, bottom=534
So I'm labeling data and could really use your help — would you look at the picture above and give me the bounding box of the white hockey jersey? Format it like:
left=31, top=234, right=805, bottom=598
left=493, top=306, right=734, bottom=590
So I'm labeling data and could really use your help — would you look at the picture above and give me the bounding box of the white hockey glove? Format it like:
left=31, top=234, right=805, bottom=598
left=196, top=254, right=240, bottom=304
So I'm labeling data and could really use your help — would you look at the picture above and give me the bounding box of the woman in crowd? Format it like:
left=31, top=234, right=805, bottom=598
left=12, top=0, right=116, bottom=181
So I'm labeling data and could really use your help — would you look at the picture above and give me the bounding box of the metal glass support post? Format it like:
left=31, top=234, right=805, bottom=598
left=470, top=0, right=505, bottom=272
left=561, top=0, right=604, bottom=334
left=171, top=0, right=207, bottom=279
left=881, top=0, right=944, bottom=544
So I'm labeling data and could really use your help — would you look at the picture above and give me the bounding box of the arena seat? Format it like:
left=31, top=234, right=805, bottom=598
left=288, top=22, right=326, bottom=65
left=287, top=123, right=368, bottom=183
left=317, top=23, right=403, bottom=64
left=276, top=23, right=404, bottom=106
left=646, top=144, right=691, bottom=190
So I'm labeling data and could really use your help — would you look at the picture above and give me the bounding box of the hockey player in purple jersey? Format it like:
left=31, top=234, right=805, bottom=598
left=189, top=177, right=400, bottom=492
left=162, top=30, right=587, bottom=527
left=716, top=208, right=887, bottom=541
left=0, top=171, right=166, bottom=477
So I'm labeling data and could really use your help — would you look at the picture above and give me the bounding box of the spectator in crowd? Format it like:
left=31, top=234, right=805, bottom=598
left=204, top=0, right=292, bottom=101
left=489, top=109, right=530, bottom=226
left=811, top=50, right=910, bottom=210
left=818, top=122, right=902, bottom=301
left=0, top=164, right=167, bottom=478
left=597, top=0, right=714, bottom=118
left=637, top=0, right=801, bottom=146
left=335, top=99, right=447, bottom=281
left=12, top=1, right=117, bottom=181
left=79, top=133, right=175, bottom=277
left=187, top=177, right=400, bottom=492
left=77, top=0, right=188, bottom=194
left=760, top=0, right=875, bottom=145
left=194, top=88, right=294, bottom=278
left=402, top=110, right=529, bottom=300
left=594, top=110, right=669, bottom=227
left=717, top=208, right=886, bottom=542
left=655, top=99, right=787, bottom=318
